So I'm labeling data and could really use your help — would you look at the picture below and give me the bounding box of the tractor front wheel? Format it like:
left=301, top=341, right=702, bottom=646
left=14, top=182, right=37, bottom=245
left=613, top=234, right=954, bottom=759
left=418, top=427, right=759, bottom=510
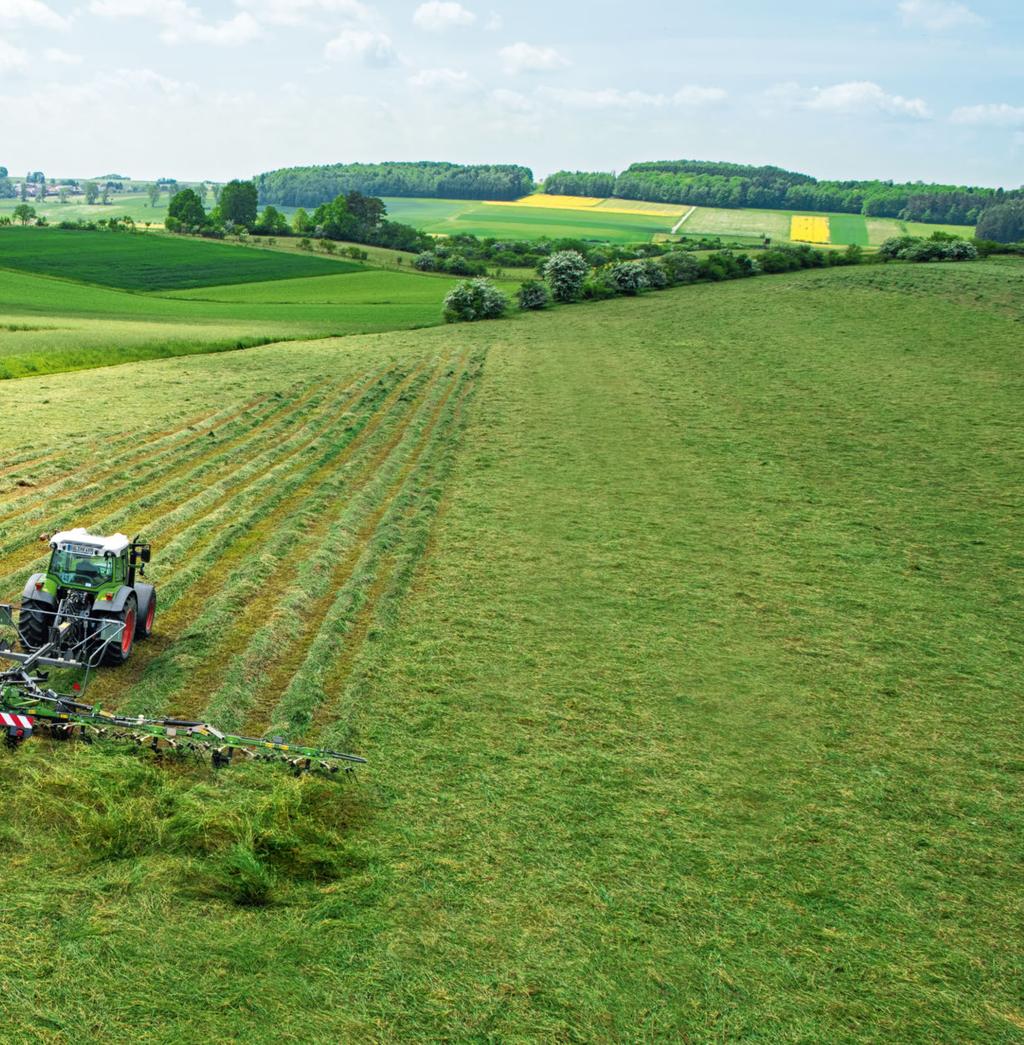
left=99, top=595, right=138, bottom=666
left=18, top=600, right=52, bottom=652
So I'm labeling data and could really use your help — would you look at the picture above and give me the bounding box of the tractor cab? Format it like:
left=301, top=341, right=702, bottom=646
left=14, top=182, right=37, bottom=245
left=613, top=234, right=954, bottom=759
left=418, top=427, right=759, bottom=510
left=15, top=527, right=157, bottom=667
left=46, top=530, right=131, bottom=595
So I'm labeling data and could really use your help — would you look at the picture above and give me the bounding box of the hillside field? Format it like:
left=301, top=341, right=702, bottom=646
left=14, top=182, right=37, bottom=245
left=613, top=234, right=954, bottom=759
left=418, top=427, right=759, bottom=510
left=0, top=257, right=1021, bottom=1040
left=374, top=195, right=975, bottom=246
left=0, top=191, right=170, bottom=225
left=0, top=230, right=514, bottom=377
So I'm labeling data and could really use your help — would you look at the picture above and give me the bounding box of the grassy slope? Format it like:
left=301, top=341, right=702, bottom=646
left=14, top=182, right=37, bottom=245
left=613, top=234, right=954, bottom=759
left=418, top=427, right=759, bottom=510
left=0, top=259, right=1021, bottom=1041
left=0, top=191, right=170, bottom=225
left=0, top=227, right=345, bottom=290
left=379, top=196, right=675, bottom=242
left=0, top=262, right=500, bottom=378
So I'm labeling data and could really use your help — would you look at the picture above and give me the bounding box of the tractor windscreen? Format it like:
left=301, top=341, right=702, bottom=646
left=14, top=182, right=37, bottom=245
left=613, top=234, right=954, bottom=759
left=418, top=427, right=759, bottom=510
left=50, top=546, right=114, bottom=588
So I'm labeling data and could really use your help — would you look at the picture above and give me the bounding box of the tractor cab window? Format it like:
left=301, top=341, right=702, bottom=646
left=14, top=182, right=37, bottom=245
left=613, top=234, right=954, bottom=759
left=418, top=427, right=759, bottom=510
left=49, top=546, right=115, bottom=588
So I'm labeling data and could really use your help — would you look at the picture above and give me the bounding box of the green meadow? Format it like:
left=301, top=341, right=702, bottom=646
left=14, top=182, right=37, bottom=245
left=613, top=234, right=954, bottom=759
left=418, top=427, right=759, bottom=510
left=0, top=231, right=503, bottom=377
left=0, top=257, right=1020, bottom=1040
left=0, top=226, right=345, bottom=290
left=0, top=191, right=170, bottom=225
left=380, top=196, right=677, bottom=241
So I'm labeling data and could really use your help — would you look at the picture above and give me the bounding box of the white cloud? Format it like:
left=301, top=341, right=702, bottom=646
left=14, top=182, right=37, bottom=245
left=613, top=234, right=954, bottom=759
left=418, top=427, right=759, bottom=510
left=0, top=0, right=70, bottom=31
left=168, top=12, right=261, bottom=44
left=484, top=11, right=502, bottom=31
left=673, top=85, right=727, bottom=106
left=44, top=47, right=83, bottom=64
left=89, top=0, right=261, bottom=45
left=898, top=0, right=984, bottom=31
left=409, top=67, right=474, bottom=90
left=950, top=103, right=1024, bottom=127
left=412, top=1, right=475, bottom=31
left=490, top=87, right=533, bottom=112
left=0, top=39, right=29, bottom=73
left=500, top=42, right=569, bottom=74
left=234, top=0, right=371, bottom=27
left=538, top=85, right=726, bottom=111
left=324, top=29, right=396, bottom=66
left=768, top=80, right=931, bottom=119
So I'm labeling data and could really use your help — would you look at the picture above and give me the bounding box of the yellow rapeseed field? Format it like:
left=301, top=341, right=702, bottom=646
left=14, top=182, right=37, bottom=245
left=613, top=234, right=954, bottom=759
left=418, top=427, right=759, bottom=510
left=790, top=215, right=831, bottom=243
left=485, top=194, right=605, bottom=210
left=484, top=194, right=685, bottom=217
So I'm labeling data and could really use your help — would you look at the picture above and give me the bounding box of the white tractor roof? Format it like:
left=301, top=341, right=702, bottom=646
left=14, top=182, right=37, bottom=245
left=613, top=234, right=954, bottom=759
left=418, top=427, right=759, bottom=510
left=49, top=528, right=130, bottom=556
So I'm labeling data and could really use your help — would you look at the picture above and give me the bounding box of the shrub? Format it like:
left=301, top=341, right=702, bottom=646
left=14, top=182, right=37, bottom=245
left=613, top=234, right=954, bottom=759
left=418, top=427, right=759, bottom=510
left=608, top=261, right=649, bottom=295
left=904, top=239, right=946, bottom=262
left=579, top=275, right=619, bottom=300
left=414, top=251, right=439, bottom=271
left=517, top=280, right=550, bottom=311
left=443, top=278, right=509, bottom=323
left=345, top=246, right=369, bottom=260
left=878, top=236, right=917, bottom=260
left=660, top=252, right=701, bottom=285
left=642, top=259, right=669, bottom=289
left=943, top=240, right=978, bottom=261
left=543, top=250, right=590, bottom=302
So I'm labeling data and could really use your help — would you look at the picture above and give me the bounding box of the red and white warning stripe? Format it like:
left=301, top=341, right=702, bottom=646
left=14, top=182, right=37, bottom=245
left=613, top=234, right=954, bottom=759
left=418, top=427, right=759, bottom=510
left=1, top=712, right=33, bottom=729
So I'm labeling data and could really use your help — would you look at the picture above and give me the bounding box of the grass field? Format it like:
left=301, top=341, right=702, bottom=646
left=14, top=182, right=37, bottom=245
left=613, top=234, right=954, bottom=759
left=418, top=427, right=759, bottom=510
left=0, top=233, right=502, bottom=377
left=0, top=257, right=1021, bottom=1040
left=0, top=227, right=345, bottom=290
left=0, top=191, right=170, bottom=225
left=379, top=196, right=678, bottom=242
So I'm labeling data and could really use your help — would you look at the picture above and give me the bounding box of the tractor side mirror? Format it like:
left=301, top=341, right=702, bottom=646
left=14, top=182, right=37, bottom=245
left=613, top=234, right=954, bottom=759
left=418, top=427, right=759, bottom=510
left=0, top=604, right=12, bottom=627
left=141, top=547, right=151, bottom=563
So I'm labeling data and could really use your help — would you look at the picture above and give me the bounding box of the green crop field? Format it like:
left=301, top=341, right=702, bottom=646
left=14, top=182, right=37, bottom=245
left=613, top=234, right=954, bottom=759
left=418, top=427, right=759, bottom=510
left=378, top=196, right=677, bottom=242
left=0, top=256, right=1021, bottom=1040
left=0, top=227, right=346, bottom=290
left=0, top=230, right=516, bottom=378
left=825, top=213, right=870, bottom=246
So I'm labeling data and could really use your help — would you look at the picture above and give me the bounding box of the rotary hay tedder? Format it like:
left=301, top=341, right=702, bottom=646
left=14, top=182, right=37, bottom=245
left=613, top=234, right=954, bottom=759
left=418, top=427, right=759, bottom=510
left=0, top=528, right=365, bottom=779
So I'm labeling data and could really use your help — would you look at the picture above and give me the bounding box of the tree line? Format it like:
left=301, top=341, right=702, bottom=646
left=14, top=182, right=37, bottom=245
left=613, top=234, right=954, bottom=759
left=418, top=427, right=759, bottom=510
left=255, top=162, right=536, bottom=207
left=166, top=180, right=431, bottom=251
left=544, top=159, right=1024, bottom=227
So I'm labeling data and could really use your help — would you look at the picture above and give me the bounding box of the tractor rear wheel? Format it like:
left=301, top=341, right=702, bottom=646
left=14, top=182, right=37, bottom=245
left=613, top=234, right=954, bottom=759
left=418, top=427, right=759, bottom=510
left=99, top=595, right=138, bottom=666
left=18, top=600, right=52, bottom=652
left=135, top=586, right=156, bottom=640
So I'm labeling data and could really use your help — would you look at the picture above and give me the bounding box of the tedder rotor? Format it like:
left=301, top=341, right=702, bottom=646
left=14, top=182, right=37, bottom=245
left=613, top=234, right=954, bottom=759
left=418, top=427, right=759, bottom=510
left=0, top=528, right=365, bottom=779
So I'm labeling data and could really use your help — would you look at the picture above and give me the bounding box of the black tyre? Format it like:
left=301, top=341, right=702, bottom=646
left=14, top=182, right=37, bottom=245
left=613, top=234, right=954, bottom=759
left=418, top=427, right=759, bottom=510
left=135, top=585, right=156, bottom=640
left=18, top=600, right=52, bottom=652
left=99, top=594, right=138, bottom=666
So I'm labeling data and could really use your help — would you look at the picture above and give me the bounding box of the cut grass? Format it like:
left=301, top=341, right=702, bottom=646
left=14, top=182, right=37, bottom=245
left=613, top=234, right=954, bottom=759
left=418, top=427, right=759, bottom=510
left=0, top=258, right=1021, bottom=1040
left=0, top=227, right=346, bottom=290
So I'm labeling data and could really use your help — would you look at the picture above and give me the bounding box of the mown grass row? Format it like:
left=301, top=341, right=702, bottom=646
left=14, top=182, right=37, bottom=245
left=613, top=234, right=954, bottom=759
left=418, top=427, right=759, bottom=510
left=121, top=362, right=444, bottom=720
left=312, top=354, right=483, bottom=753
left=0, top=389, right=271, bottom=486
left=0, top=380, right=322, bottom=526
left=0, top=367, right=394, bottom=595
left=267, top=353, right=485, bottom=742
left=191, top=356, right=470, bottom=734
left=0, top=369, right=374, bottom=556
left=96, top=359, right=443, bottom=715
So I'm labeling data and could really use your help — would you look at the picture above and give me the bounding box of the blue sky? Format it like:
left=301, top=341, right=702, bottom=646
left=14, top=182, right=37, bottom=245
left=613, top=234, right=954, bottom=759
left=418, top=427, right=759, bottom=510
left=0, top=0, right=1021, bottom=186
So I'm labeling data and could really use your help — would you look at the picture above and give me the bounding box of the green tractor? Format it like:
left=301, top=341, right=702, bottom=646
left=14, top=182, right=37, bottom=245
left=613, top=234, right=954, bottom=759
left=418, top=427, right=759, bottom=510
left=19, top=528, right=156, bottom=666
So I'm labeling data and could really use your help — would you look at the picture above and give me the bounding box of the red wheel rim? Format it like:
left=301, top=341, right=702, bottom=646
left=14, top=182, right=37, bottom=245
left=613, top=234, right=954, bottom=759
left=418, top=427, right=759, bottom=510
left=146, top=599, right=155, bottom=631
left=122, top=608, right=136, bottom=654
